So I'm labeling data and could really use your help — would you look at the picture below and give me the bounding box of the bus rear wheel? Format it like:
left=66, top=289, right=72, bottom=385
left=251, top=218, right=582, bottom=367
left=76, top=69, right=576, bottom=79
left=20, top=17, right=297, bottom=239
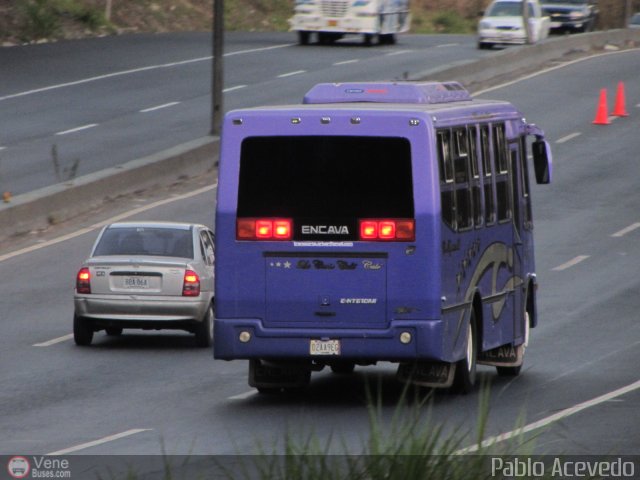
left=452, top=311, right=477, bottom=394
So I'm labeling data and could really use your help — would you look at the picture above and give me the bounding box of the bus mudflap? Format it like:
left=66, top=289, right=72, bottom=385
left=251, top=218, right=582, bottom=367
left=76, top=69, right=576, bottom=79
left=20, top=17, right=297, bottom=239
left=396, top=361, right=455, bottom=388
left=477, top=343, right=524, bottom=367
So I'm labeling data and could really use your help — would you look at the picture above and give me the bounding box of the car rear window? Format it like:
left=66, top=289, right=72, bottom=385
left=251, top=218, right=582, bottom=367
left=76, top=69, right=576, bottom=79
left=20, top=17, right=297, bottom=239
left=93, top=227, right=194, bottom=258
left=237, top=136, right=414, bottom=220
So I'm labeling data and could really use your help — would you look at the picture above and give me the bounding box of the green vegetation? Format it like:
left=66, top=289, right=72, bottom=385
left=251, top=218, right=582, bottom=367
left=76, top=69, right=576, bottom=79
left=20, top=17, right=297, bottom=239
left=209, top=382, right=542, bottom=480
left=15, top=0, right=110, bottom=41
left=411, top=9, right=477, bottom=34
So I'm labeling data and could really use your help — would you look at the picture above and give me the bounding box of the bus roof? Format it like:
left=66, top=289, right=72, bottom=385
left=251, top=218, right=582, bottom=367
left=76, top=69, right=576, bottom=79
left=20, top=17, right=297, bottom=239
left=224, top=82, right=522, bottom=128
left=303, top=81, right=473, bottom=105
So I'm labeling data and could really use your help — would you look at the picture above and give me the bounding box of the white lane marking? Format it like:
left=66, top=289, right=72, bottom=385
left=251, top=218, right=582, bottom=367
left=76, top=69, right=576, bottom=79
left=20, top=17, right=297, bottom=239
left=0, top=146, right=6, bottom=151
left=334, top=59, right=359, bottom=66
left=223, top=85, right=247, bottom=93
left=0, top=183, right=217, bottom=263
left=551, top=255, right=590, bottom=271
left=277, top=70, right=306, bottom=78
left=224, top=43, right=296, bottom=57
left=0, top=44, right=294, bottom=102
left=475, top=48, right=640, bottom=96
left=457, top=378, right=640, bottom=454
left=436, top=43, right=459, bottom=48
left=385, top=49, right=412, bottom=56
left=55, top=124, right=98, bottom=136
left=47, top=428, right=152, bottom=455
left=229, top=390, right=257, bottom=400
left=611, top=222, right=640, bottom=238
left=33, top=334, right=73, bottom=347
left=556, top=132, right=581, bottom=144
left=139, top=101, right=180, bottom=113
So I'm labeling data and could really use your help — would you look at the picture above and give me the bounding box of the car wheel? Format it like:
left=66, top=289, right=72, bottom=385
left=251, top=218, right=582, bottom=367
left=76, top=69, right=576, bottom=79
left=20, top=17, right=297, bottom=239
left=195, top=303, right=214, bottom=348
left=105, top=327, right=123, bottom=336
left=73, top=313, right=94, bottom=346
left=452, top=311, right=477, bottom=394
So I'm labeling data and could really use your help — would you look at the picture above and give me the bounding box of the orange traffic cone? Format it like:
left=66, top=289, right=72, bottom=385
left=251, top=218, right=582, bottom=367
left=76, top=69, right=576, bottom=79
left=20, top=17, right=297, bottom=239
left=593, top=88, right=610, bottom=125
left=611, top=81, right=629, bottom=117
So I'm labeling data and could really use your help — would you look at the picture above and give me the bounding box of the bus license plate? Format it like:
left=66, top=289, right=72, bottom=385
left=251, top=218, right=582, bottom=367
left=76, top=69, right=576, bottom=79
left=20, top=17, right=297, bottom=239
left=328, top=20, right=337, bottom=27
left=310, top=339, right=340, bottom=356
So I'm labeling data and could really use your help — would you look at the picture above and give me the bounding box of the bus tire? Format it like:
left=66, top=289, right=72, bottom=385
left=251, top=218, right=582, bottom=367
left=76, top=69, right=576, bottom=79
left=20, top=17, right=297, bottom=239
left=298, top=31, right=310, bottom=45
left=452, top=311, right=477, bottom=394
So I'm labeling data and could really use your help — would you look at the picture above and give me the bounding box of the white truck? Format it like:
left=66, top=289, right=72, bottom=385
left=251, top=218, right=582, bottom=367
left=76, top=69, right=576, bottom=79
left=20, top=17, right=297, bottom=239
left=289, top=0, right=411, bottom=45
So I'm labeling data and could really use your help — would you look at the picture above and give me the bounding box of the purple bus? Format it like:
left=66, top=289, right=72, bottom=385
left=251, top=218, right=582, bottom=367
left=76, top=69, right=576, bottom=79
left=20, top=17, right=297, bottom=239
left=214, top=82, right=552, bottom=393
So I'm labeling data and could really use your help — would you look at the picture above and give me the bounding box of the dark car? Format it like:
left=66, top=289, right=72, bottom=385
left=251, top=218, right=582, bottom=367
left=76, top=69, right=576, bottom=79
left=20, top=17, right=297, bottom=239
left=542, top=0, right=598, bottom=32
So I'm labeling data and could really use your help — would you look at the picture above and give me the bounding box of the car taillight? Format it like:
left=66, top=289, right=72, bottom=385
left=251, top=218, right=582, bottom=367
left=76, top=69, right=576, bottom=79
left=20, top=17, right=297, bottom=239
left=237, top=218, right=292, bottom=240
left=182, top=270, right=200, bottom=297
left=358, top=219, right=415, bottom=241
left=76, top=267, right=91, bottom=294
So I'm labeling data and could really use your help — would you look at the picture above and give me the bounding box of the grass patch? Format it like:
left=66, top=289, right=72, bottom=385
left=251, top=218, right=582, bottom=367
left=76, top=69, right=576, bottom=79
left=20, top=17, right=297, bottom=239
left=16, top=0, right=109, bottom=42
left=212, top=380, right=542, bottom=480
left=411, top=10, right=478, bottom=34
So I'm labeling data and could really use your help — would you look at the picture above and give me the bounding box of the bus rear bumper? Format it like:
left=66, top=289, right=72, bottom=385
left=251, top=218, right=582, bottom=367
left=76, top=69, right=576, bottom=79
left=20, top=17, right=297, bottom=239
left=213, top=318, right=448, bottom=362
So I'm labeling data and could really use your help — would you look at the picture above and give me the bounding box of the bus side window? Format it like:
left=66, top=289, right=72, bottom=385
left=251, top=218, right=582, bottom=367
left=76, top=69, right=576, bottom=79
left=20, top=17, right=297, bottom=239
left=468, top=125, right=483, bottom=228
left=453, top=128, right=469, bottom=184
left=437, top=130, right=456, bottom=230
left=493, top=123, right=512, bottom=223
left=520, top=136, right=533, bottom=228
left=453, top=128, right=472, bottom=231
left=438, top=130, right=454, bottom=184
left=480, top=125, right=495, bottom=226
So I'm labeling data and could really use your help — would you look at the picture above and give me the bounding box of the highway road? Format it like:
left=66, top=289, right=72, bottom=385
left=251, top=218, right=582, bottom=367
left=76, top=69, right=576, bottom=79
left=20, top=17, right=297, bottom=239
left=0, top=35, right=639, bottom=477
left=0, top=31, right=478, bottom=196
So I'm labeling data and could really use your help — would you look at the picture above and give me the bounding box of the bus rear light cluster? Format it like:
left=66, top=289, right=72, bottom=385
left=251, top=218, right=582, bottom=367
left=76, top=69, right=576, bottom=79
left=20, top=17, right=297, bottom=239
left=237, top=218, right=292, bottom=240
left=76, top=267, right=91, bottom=294
left=359, top=219, right=415, bottom=241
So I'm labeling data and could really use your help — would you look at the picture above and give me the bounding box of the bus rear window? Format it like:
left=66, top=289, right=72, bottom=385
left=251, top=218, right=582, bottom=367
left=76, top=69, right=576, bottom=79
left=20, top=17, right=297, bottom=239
left=237, top=136, right=414, bottom=239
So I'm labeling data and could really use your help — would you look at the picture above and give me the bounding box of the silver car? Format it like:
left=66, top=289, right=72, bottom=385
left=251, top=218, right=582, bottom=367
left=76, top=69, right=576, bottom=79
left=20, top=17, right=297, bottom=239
left=73, top=222, right=215, bottom=347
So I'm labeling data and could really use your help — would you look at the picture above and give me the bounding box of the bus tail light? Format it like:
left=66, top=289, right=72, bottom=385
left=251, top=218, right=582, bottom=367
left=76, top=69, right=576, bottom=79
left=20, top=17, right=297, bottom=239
left=237, top=218, right=292, bottom=240
left=76, top=267, right=91, bottom=294
left=358, top=219, right=415, bottom=241
left=182, top=270, right=201, bottom=297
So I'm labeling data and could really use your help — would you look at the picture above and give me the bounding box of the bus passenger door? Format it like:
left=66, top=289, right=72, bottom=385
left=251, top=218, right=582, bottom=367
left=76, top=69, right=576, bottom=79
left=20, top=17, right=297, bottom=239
left=508, top=137, right=532, bottom=343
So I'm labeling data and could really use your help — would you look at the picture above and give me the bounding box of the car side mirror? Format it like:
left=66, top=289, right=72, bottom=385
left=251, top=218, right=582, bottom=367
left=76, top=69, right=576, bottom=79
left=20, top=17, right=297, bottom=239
left=532, top=139, right=552, bottom=184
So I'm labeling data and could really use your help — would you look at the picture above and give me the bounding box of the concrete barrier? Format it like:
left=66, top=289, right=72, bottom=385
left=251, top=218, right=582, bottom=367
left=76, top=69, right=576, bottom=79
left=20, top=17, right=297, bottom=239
left=0, top=136, right=219, bottom=242
left=2, top=29, right=639, bottom=243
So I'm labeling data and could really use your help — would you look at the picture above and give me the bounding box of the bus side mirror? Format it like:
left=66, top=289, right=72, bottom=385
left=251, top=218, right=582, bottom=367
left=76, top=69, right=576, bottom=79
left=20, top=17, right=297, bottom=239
left=532, top=139, right=552, bottom=184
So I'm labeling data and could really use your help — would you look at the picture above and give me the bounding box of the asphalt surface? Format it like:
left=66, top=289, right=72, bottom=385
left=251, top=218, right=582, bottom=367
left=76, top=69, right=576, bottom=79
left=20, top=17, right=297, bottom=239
left=0, top=31, right=478, bottom=196
left=0, top=33, right=639, bottom=477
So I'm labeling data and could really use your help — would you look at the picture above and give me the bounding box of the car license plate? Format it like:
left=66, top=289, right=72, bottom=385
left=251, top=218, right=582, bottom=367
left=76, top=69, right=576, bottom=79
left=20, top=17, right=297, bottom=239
left=310, top=339, right=340, bottom=355
left=123, top=276, right=150, bottom=288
